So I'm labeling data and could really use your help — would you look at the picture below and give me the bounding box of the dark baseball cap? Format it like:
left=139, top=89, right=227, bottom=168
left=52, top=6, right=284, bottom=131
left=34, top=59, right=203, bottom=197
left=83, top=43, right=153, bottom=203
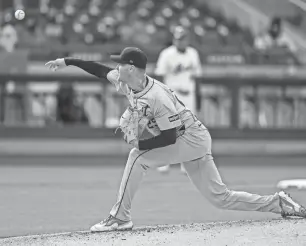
left=110, top=47, right=147, bottom=69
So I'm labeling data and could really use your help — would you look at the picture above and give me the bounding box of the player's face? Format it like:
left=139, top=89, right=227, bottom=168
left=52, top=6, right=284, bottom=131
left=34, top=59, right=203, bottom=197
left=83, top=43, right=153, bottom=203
left=173, top=36, right=189, bottom=50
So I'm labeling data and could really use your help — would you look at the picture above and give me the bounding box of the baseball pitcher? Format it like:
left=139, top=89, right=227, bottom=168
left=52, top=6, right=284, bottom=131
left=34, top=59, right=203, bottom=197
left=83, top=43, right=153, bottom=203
left=46, top=47, right=306, bottom=232
left=155, top=25, right=202, bottom=173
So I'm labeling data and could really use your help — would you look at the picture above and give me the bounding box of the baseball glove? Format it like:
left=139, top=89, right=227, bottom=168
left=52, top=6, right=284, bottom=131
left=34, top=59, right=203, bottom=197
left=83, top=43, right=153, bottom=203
left=116, top=106, right=150, bottom=144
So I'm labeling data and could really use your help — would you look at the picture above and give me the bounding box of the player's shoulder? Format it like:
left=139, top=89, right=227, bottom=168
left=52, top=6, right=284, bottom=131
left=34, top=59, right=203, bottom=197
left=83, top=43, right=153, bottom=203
left=149, top=77, right=172, bottom=99
left=143, top=78, right=175, bottom=109
left=159, top=45, right=176, bottom=56
left=186, top=46, right=200, bottom=56
left=152, top=78, right=168, bottom=91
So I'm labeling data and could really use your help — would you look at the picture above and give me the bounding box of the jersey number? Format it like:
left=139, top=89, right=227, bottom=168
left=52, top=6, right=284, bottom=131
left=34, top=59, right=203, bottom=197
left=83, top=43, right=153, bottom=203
left=147, top=119, right=157, bottom=129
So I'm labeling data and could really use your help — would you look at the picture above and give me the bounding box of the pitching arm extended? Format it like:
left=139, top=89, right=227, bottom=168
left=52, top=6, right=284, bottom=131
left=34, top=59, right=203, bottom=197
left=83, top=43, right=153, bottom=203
left=64, top=58, right=112, bottom=79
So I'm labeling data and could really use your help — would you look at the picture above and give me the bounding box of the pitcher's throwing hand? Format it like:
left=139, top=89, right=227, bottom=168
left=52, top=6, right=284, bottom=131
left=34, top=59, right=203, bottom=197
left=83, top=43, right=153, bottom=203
left=45, top=58, right=66, bottom=72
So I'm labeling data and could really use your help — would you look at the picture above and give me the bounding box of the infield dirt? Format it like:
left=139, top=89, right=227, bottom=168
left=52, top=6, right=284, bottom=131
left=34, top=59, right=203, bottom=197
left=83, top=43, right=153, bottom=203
left=1, top=219, right=305, bottom=246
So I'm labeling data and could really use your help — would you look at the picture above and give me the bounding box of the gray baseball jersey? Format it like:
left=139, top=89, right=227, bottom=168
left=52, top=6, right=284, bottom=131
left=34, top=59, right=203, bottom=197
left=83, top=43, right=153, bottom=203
left=107, top=70, right=281, bottom=222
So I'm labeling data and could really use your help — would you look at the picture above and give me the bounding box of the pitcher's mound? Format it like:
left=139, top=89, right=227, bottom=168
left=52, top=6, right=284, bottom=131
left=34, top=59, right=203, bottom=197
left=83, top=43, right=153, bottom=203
left=1, top=219, right=305, bottom=246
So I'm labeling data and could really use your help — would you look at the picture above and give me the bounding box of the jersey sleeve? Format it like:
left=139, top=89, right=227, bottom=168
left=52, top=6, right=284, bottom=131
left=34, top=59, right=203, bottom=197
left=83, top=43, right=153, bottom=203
left=151, top=92, right=182, bottom=131
left=64, top=58, right=112, bottom=79
left=154, top=50, right=169, bottom=76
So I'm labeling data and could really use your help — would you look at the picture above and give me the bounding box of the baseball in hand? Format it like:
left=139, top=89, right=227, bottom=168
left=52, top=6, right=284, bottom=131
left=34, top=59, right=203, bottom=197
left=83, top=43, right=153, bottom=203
left=15, top=10, right=25, bottom=20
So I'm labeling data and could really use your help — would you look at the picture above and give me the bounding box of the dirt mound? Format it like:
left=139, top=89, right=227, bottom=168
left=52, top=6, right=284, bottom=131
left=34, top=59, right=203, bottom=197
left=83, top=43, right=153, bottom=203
left=1, top=219, right=305, bottom=246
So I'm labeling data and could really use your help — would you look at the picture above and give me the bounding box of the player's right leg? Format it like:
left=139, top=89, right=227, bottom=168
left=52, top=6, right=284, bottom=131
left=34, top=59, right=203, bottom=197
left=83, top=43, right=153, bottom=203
left=184, top=155, right=306, bottom=218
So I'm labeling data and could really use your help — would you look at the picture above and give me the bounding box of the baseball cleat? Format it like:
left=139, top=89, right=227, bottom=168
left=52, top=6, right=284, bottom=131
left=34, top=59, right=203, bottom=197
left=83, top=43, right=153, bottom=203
left=90, top=215, right=133, bottom=232
left=279, top=191, right=306, bottom=218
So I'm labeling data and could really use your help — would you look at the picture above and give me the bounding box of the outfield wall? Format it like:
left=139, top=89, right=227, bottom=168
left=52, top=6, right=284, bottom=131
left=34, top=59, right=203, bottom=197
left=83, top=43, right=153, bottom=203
left=0, top=65, right=306, bottom=158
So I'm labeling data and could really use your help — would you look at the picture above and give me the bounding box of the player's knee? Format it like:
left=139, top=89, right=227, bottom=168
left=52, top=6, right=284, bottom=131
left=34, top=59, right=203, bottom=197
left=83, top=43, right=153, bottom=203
left=128, top=148, right=141, bottom=159
left=128, top=148, right=149, bottom=171
left=207, top=187, right=231, bottom=209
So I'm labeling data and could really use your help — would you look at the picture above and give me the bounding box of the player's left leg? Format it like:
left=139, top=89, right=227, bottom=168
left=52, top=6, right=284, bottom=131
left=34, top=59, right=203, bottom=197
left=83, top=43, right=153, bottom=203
left=90, top=148, right=153, bottom=232
left=184, top=154, right=306, bottom=217
left=90, top=132, right=207, bottom=232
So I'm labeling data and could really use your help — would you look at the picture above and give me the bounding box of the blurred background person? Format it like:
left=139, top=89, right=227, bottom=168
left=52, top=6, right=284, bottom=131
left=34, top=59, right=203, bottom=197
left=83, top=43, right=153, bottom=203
left=56, top=83, right=88, bottom=125
left=0, top=10, right=23, bottom=126
left=0, top=22, right=18, bottom=52
left=83, top=94, right=104, bottom=128
left=253, top=17, right=298, bottom=128
left=154, top=25, right=202, bottom=174
left=254, top=17, right=297, bottom=54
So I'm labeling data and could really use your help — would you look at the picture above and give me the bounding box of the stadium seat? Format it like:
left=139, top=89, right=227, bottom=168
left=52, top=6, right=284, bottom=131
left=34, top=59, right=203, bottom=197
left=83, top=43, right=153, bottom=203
left=0, top=0, right=299, bottom=65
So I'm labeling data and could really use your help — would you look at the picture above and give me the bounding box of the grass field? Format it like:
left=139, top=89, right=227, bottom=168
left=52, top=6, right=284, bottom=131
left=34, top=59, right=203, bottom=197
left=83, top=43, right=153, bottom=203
left=0, top=155, right=305, bottom=239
